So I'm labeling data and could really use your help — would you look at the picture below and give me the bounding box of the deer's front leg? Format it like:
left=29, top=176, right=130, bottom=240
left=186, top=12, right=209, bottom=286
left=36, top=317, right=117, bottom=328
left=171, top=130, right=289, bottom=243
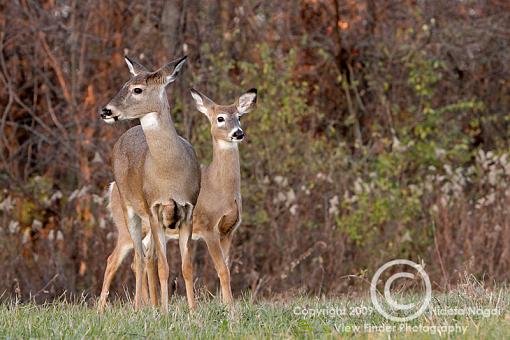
left=126, top=211, right=144, bottom=311
left=220, top=235, right=233, bottom=265
left=149, top=205, right=169, bottom=314
left=140, top=263, right=150, bottom=305
left=178, top=207, right=195, bottom=310
left=204, top=232, right=233, bottom=305
left=144, top=231, right=159, bottom=307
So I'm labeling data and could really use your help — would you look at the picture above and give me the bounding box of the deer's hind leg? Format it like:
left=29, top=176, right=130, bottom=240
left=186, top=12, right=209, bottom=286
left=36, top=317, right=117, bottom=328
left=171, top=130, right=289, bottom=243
left=98, top=181, right=134, bottom=313
left=98, top=237, right=132, bottom=313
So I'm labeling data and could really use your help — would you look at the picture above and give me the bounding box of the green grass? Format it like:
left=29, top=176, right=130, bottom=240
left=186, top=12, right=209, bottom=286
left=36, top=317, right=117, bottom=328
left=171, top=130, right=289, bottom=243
left=0, top=288, right=509, bottom=339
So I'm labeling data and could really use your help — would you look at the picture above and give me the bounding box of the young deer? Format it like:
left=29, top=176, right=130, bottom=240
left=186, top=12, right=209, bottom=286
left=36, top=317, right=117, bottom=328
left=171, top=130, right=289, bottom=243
left=97, top=88, right=257, bottom=309
left=98, top=56, right=200, bottom=314
left=186, top=88, right=257, bottom=304
left=150, top=88, right=257, bottom=304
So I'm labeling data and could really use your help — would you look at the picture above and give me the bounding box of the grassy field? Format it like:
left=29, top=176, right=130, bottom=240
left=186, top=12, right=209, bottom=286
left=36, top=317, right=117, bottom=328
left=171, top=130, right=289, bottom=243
left=0, top=288, right=509, bottom=339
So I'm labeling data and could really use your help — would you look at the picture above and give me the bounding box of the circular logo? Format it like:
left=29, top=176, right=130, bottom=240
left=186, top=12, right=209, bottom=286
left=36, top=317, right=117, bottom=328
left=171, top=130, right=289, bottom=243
left=370, top=259, right=431, bottom=322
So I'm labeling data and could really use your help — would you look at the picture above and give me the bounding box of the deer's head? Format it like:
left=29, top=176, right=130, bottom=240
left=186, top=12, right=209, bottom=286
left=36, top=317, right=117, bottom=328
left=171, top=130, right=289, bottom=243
left=100, top=56, right=187, bottom=123
left=190, top=88, right=257, bottom=144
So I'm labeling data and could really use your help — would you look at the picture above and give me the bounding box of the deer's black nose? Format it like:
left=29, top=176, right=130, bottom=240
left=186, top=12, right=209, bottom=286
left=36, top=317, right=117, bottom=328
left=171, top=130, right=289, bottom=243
left=100, top=108, right=112, bottom=119
left=233, top=129, right=244, bottom=140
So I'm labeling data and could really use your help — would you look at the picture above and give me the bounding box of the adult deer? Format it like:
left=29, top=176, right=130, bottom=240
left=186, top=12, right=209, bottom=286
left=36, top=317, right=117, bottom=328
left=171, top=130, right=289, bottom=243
left=98, top=56, right=200, bottom=314
left=97, top=88, right=257, bottom=309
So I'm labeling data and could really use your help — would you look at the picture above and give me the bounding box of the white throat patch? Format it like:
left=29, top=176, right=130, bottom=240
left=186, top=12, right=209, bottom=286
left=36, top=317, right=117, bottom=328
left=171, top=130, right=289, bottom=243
left=140, top=112, right=159, bottom=130
left=217, top=140, right=238, bottom=150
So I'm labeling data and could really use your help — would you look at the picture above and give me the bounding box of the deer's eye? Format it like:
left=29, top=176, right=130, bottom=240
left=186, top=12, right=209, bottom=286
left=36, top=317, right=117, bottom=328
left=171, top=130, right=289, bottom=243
left=217, top=116, right=225, bottom=123
left=133, top=88, right=143, bottom=94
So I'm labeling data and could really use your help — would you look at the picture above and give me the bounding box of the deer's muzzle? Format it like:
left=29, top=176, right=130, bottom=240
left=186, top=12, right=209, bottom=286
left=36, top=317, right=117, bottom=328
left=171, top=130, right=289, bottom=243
left=100, top=107, right=112, bottom=119
left=100, top=107, right=119, bottom=123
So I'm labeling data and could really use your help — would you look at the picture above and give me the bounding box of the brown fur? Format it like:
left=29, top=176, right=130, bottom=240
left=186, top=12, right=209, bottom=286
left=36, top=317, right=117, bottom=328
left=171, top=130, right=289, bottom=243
left=151, top=88, right=257, bottom=304
left=97, top=87, right=256, bottom=309
left=97, top=56, right=200, bottom=314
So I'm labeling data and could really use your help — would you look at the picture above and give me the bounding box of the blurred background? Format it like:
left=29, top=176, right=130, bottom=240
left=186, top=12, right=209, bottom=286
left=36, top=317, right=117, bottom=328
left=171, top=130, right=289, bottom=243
left=1, top=0, right=510, bottom=302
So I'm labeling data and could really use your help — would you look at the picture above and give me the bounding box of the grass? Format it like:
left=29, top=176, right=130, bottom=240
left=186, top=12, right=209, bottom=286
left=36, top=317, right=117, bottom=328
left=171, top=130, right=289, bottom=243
left=0, top=287, right=509, bottom=339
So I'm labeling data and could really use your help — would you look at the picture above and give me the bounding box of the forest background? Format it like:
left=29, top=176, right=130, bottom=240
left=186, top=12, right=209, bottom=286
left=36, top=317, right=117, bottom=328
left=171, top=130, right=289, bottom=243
left=1, top=0, right=509, bottom=302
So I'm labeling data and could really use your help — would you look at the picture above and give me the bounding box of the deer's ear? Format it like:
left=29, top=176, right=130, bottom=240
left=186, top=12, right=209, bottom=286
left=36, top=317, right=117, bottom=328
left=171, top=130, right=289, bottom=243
left=124, top=56, right=147, bottom=76
left=190, top=88, right=214, bottom=118
left=160, top=56, right=187, bottom=85
left=237, top=88, right=257, bottom=115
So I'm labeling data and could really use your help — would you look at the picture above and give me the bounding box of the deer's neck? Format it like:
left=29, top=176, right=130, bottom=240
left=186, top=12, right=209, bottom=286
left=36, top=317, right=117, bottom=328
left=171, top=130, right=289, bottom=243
left=139, top=99, right=180, bottom=164
left=210, top=138, right=241, bottom=195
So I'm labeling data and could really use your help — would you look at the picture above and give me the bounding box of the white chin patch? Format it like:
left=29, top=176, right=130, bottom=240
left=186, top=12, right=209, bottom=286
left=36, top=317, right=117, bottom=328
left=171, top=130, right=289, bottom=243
left=103, top=118, right=116, bottom=124
left=217, top=140, right=238, bottom=150
left=140, top=112, right=159, bottom=130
